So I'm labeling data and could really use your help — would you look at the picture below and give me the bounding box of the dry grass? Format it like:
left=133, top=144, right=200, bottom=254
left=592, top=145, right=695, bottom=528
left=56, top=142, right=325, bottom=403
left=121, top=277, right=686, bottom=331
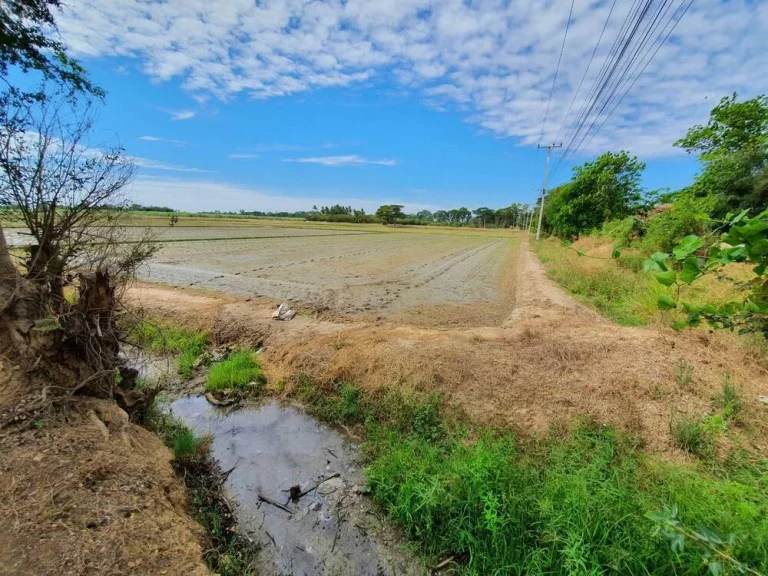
left=0, top=365, right=208, bottom=576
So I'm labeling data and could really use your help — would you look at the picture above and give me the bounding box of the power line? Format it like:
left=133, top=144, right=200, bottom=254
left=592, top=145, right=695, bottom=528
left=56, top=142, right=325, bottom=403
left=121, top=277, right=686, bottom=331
left=554, top=0, right=619, bottom=140
left=537, top=0, right=576, bottom=145
left=550, top=0, right=693, bottom=178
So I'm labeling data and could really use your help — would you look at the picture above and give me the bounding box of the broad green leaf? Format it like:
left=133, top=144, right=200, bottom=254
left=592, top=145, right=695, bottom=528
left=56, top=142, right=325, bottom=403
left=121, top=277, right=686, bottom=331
left=673, top=235, right=704, bottom=260
left=654, top=270, right=677, bottom=287
left=576, top=248, right=585, bottom=257
left=611, top=244, right=621, bottom=259
left=651, top=252, right=670, bottom=268
left=643, top=259, right=662, bottom=272
left=682, top=302, right=701, bottom=314
left=657, top=294, right=676, bottom=310
left=671, top=320, right=689, bottom=331
left=707, top=561, right=723, bottom=576
left=679, top=257, right=702, bottom=284
left=729, top=209, right=749, bottom=225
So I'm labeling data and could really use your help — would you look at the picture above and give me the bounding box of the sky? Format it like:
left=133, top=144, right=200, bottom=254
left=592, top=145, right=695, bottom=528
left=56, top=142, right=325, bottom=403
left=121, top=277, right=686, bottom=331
left=52, top=0, right=768, bottom=213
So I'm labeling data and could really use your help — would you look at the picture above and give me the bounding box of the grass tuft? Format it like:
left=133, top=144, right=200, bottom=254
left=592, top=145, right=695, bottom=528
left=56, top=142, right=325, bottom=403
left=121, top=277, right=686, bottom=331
left=206, top=351, right=266, bottom=392
left=671, top=416, right=713, bottom=456
left=674, top=359, right=694, bottom=387
left=714, top=375, right=743, bottom=422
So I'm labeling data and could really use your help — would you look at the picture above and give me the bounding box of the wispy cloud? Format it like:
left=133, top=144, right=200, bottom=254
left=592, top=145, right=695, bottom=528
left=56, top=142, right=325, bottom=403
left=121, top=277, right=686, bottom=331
left=131, top=157, right=211, bottom=173
left=284, top=155, right=397, bottom=167
left=139, top=135, right=187, bottom=146
left=168, top=109, right=195, bottom=121
left=58, top=0, right=768, bottom=157
left=228, top=153, right=260, bottom=159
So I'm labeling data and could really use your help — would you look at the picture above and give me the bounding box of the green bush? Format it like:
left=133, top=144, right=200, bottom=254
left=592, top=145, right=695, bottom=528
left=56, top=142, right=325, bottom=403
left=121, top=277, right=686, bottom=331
left=206, top=352, right=266, bottom=392
left=641, top=193, right=714, bottom=253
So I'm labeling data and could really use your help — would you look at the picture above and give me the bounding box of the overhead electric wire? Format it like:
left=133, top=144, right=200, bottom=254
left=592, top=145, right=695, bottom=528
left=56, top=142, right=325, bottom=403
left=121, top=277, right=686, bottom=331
left=555, top=0, right=646, bottom=154
left=537, top=0, right=576, bottom=145
left=549, top=0, right=694, bottom=178
left=575, top=0, right=695, bottom=155
left=558, top=0, right=655, bottom=161
left=554, top=0, right=619, bottom=140
left=562, top=0, right=678, bottom=162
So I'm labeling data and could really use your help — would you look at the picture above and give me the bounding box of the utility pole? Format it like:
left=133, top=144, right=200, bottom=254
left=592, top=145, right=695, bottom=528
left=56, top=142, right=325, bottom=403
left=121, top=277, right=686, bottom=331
left=535, top=143, right=562, bottom=241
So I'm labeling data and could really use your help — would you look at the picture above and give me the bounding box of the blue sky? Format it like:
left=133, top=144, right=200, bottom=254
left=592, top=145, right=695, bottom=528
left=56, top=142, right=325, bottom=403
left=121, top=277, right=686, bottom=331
left=55, top=0, right=767, bottom=213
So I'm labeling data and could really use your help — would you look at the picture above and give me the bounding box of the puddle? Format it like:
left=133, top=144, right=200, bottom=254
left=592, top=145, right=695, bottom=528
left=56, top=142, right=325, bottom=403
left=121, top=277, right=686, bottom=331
left=170, top=397, right=422, bottom=576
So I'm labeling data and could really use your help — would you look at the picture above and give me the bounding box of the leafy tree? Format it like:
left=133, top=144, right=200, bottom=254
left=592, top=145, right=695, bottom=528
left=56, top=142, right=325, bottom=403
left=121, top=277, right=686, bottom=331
left=548, top=151, right=646, bottom=239
left=676, top=94, right=768, bottom=216
left=0, top=0, right=102, bottom=97
left=416, top=210, right=433, bottom=222
left=433, top=210, right=449, bottom=223
left=376, top=204, right=404, bottom=225
left=473, top=207, right=494, bottom=227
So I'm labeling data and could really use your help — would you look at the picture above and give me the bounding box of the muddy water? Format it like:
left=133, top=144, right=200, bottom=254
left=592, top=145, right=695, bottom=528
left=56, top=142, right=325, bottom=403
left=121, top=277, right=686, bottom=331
left=170, top=397, right=422, bottom=576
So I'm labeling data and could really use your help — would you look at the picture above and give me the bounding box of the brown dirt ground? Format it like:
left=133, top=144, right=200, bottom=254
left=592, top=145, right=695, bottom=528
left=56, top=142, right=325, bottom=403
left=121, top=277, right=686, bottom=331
left=0, top=364, right=209, bottom=576
left=128, top=238, right=768, bottom=457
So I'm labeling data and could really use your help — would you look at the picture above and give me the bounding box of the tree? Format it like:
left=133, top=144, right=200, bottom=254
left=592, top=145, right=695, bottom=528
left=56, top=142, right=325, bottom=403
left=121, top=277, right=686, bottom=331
left=547, top=151, right=646, bottom=239
left=0, top=0, right=102, bottom=96
left=376, top=204, right=404, bottom=225
left=416, top=210, right=433, bottom=222
left=676, top=94, right=768, bottom=216
left=0, top=91, right=138, bottom=303
left=473, top=207, right=494, bottom=227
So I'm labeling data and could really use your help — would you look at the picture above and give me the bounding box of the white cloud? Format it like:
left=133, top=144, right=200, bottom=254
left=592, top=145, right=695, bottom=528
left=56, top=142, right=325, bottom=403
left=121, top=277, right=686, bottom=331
left=228, top=153, right=260, bottom=159
left=126, top=177, right=438, bottom=213
left=57, top=0, right=768, bottom=158
left=131, top=157, right=211, bottom=173
left=139, top=135, right=187, bottom=146
left=167, top=109, right=195, bottom=121
left=284, top=155, right=396, bottom=167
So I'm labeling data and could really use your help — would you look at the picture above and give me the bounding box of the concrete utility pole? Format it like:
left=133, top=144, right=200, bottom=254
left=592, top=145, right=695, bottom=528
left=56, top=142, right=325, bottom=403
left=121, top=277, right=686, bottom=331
left=535, top=143, right=562, bottom=241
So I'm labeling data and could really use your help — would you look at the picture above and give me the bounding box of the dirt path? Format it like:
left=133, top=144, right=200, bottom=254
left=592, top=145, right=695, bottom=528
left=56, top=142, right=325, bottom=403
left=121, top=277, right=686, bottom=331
left=128, top=235, right=768, bottom=456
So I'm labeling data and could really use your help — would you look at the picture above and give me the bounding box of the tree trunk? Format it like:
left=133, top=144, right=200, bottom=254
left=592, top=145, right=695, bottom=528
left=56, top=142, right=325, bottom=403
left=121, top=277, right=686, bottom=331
left=0, top=222, right=16, bottom=286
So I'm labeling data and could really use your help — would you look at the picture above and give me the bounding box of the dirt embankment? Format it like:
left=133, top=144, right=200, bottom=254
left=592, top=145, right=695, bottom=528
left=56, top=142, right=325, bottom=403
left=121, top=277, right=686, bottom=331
left=0, top=365, right=209, bottom=576
left=129, top=241, right=768, bottom=456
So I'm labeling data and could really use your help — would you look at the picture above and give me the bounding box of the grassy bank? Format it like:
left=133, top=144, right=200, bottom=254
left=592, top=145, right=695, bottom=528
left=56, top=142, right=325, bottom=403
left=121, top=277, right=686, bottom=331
left=128, top=319, right=208, bottom=377
left=532, top=236, right=751, bottom=327
left=291, top=376, right=768, bottom=575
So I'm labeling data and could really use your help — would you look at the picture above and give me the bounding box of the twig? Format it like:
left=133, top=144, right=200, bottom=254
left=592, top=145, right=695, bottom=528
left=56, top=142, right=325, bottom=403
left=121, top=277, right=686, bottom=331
left=297, top=473, right=341, bottom=499
left=326, top=448, right=338, bottom=458
left=430, top=556, right=455, bottom=570
left=258, top=493, right=294, bottom=514
left=264, top=530, right=276, bottom=547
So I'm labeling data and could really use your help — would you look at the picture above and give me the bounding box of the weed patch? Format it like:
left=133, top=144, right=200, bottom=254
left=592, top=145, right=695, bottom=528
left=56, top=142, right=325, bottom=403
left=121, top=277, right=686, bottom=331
left=207, top=351, right=266, bottom=393
left=129, top=320, right=208, bottom=378
left=675, top=359, right=694, bottom=387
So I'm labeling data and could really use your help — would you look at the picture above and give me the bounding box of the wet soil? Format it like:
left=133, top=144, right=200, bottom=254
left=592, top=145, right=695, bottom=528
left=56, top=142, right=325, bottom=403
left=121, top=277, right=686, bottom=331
left=170, top=397, right=423, bottom=576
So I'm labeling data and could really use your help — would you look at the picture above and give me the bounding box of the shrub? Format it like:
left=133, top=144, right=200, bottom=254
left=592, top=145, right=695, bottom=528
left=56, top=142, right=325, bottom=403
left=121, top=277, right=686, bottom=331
left=641, top=193, right=714, bottom=253
left=671, top=417, right=712, bottom=456
left=206, top=351, right=265, bottom=392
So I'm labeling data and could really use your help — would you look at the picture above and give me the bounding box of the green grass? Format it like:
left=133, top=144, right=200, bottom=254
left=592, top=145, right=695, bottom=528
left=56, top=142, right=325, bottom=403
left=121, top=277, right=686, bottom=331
left=206, top=351, right=266, bottom=392
left=675, top=359, right=694, bottom=387
left=714, top=375, right=744, bottom=422
left=129, top=320, right=208, bottom=378
left=291, top=375, right=768, bottom=575
left=671, top=417, right=714, bottom=457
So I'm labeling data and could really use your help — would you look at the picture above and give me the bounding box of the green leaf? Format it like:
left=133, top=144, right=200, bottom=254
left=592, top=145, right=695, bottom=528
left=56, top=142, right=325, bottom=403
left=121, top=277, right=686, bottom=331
left=673, top=235, right=705, bottom=260
left=576, top=248, right=585, bottom=257
left=651, top=252, right=670, bottom=269
left=671, top=320, right=689, bottom=331
left=679, top=257, right=702, bottom=284
left=654, top=270, right=677, bottom=287
left=707, top=561, right=723, bottom=576
left=657, top=294, right=677, bottom=310
left=644, top=259, right=662, bottom=272
left=611, top=244, right=621, bottom=259
left=682, top=302, right=701, bottom=314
